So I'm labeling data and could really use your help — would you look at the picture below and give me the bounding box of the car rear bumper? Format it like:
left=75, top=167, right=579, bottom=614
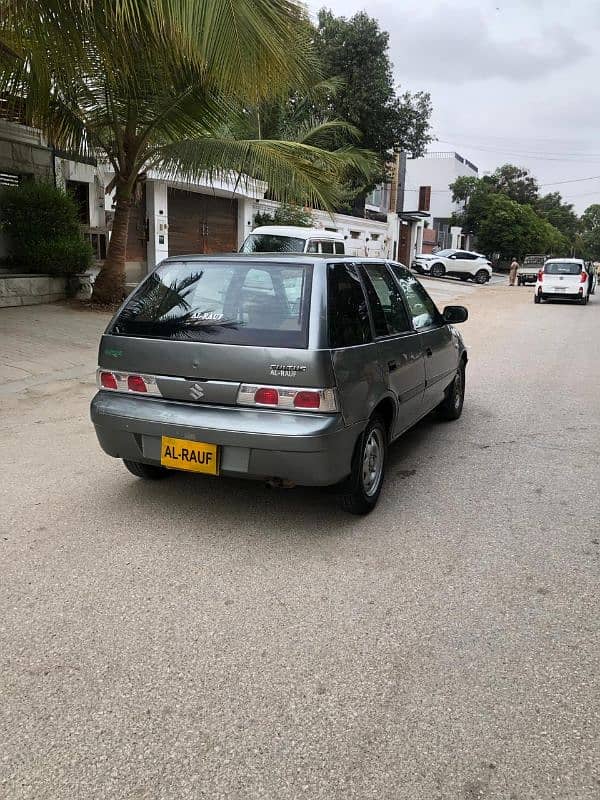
left=90, top=391, right=362, bottom=486
left=538, top=287, right=583, bottom=298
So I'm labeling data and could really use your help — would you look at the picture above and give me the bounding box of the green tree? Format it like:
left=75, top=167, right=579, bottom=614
left=488, top=164, right=539, bottom=205
left=310, top=8, right=432, bottom=212
left=315, top=10, right=432, bottom=159
left=1, top=0, right=376, bottom=304
left=536, top=192, right=578, bottom=243
left=579, top=204, right=600, bottom=260
left=451, top=168, right=571, bottom=257
left=473, top=194, right=567, bottom=259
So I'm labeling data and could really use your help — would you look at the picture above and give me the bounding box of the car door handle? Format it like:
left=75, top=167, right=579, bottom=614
left=387, top=360, right=398, bottom=372
left=425, top=347, right=433, bottom=357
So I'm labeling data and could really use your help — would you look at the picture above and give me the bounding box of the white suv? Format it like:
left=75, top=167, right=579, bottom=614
left=412, top=249, right=492, bottom=284
left=535, top=258, right=595, bottom=305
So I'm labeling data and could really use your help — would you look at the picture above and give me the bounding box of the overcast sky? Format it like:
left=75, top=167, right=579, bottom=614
left=307, top=0, right=599, bottom=213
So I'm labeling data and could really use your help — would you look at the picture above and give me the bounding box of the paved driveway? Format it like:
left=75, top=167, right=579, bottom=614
left=1, top=286, right=599, bottom=800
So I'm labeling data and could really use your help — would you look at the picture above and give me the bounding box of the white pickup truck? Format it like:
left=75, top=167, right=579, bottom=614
left=517, top=254, right=546, bottom=285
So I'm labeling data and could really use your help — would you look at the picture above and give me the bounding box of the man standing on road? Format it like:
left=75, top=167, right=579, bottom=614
left=509, top=257, right=519, bottom=286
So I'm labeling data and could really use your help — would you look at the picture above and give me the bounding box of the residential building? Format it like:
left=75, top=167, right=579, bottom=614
left=0, top=102, right=54, bottom=262
left=0, top=108, right=479, bottom=290
left=404, top=151, right=478, bottom=252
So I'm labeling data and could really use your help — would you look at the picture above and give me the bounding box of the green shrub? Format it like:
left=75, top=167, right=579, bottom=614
left=254, top=203, right=314, bottom=228
left=19, top=236, right=94, bottom=276
left=0, top=181, right=93, bottom=275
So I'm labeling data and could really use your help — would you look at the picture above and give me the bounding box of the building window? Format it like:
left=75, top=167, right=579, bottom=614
left=371, top=233, right=380, bottom=241
left=0, top=172, right=21, bottom=187
left=418, top=186, right=431, bottom=212
left=350, top=231, right=361, bottom=239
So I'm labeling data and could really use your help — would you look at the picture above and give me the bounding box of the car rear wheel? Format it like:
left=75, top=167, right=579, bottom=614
left=340, top=416, right=387, bottom=515
left=123, top=459, right=171, bottom=480
left=437, top=364, right=465, bottom=421
left=430, top=262, right=445, bottom=278
left=475, top=269, right=489, bottom=284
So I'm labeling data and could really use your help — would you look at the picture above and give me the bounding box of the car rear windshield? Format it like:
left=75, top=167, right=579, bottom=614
left=240, top=233, right=306, bottom=253
left=544, top=262, right=582, bottom=275
left=110, top=260, right=313, bottom=348
left=524, top=256, right=545, bottom=265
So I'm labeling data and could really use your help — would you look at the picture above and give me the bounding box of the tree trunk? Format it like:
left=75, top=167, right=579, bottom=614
left=92, top=188, right=132, bottom=305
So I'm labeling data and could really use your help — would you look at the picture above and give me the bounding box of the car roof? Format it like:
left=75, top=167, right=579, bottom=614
left=545, top=257, right=583, bottom=263
left=248, top=225, right=343, bottom=240
left=160, top=253, right=398, bottom=266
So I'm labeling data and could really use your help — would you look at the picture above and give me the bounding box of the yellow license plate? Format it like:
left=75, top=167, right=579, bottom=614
left=160, top=436, right=219, bottom=475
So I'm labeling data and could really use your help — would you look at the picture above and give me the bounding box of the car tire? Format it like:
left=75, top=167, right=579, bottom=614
left=430, top=262, right=446, bottom=279
left=475, top=269, right=489, bottom=284
left=437, top=363, right=465, bottom=422
left=123, top=459, right=171, bottom=480
left=340, top=416, right=387, bottom=515
left=581, top=295, right=588, bottom=305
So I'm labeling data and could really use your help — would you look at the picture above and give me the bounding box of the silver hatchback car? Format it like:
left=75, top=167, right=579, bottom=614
left=91, top=255, right=468, bottom=513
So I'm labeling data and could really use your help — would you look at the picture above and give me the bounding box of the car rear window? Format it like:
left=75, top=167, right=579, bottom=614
left=240, top=234, right=306, bottom=253
left=544, top=262, right=582, bottom=275
left=111, top=260, right=312, bottom=348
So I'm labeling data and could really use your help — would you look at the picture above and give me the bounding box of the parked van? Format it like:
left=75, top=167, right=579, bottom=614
left=240, top=225, right=345, bottom=255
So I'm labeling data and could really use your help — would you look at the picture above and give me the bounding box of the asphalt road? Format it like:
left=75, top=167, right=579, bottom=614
left=1, top=285, right=599, bottom=800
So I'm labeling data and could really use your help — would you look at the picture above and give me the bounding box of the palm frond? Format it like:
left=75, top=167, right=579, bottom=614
left=152, top=137, right=379, bottom=210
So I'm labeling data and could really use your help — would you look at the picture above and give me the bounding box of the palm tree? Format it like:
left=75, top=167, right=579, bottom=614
left=1, top=1, right=376, bottom=304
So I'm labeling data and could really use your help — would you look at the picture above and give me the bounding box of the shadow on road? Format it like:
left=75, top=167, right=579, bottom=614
left=109, top=415, right=440, bottom=540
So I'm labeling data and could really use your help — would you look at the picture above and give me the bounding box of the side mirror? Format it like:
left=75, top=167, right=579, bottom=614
left=443, top=305, right=468, bottom=324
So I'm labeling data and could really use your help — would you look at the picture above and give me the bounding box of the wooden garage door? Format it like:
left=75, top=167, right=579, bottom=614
left=168, top=189, right=238, bottom=256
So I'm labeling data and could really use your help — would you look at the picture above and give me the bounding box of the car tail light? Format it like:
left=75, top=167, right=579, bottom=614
left=538, top=270, right=544, bottom=282
left=254, top=387, right=279, bottom=405
left=96, top=369, right=160, bottom=395
left=293, top=391, right=321, bottom=409
left=99, top=371, right=118, bottom=390
left=237, top=384, right=338, bottom=412
left=127, top=374, right=147, bottom=393
left=580, top=271, right=587, bottom=283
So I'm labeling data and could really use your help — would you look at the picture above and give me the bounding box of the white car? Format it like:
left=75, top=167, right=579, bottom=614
left=534, top=258, right=595, bottom=305
left=412, top=249, right=492, bottom=283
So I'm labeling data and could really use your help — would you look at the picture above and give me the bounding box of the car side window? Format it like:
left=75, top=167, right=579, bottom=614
left=394, top=272, right=441, bottom=330
left=320, top=241, right=334, bottom=254
left=306, top=240, right=318, bottom=254
left=327, top=263, right=372, bottom=348
left=335, top=242, right=345, bottom=255
left=361, top=263, right=412, bottom=336
left=458, top=252, right=477, bottom=260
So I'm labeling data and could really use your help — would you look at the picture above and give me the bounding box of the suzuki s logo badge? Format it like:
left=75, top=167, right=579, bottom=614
left=190, top=383, right=205, bottom=400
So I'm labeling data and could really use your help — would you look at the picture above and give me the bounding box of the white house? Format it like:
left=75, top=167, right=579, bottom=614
left=404, top=151, right=478, bottom=251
